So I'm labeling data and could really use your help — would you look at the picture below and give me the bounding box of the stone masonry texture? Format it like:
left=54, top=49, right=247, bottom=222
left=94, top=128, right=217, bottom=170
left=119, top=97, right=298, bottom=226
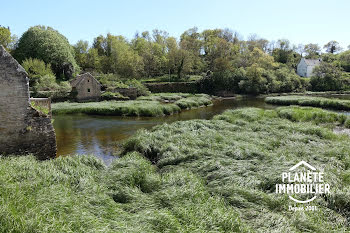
left=0, top=46, right=57, bottom=160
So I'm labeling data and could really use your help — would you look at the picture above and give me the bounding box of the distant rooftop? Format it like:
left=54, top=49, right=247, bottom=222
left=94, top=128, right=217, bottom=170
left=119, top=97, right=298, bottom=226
left=304, top=58, right=321, bottom=66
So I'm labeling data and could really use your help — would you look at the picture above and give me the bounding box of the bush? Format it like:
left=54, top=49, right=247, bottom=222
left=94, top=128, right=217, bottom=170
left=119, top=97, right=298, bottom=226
left=101, top=91, right=129, bottom=101
left=22, top=58, right=54, bottom=87
left=310, top=62, right=344, bottom=91
left=200, top=66, right=307, bottom=95
left=125, top=79, right=150, bottom=96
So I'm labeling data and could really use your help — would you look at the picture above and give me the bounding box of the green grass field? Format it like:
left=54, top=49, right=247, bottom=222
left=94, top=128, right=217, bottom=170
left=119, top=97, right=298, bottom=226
left=266, top=95, right=350, bottom=111
left=2, top=106, right=350, bottom=232
left=52, top=93, right=212, bottom=117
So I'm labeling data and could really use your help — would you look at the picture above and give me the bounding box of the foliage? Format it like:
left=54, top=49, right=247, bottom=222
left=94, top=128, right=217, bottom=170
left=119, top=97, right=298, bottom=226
left=0, top=26, right=12, bottom=49
left=324, top=40, right=343, bottom=54
left=30, top=101, right=50, bottom=115
left=310, top=62, right=345, bottom=91
left=304, top=43, right=321, bottom=59
left=201, top=66, right=307, bottom=95
left=101, top=91, right=129, bottom=101
left=124, top=79, right=150, bottom=96
left=22, top=58, right=54, bottom=87
left=338, top=50, right=350, bottom=72
left=10, top=25, right=350, bottom=94
left=13, top=25, right=78, bottom=79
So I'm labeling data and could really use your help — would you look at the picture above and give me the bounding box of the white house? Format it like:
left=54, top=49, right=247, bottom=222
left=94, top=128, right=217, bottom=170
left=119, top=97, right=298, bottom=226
left=297, top=58, right=321, bottom=77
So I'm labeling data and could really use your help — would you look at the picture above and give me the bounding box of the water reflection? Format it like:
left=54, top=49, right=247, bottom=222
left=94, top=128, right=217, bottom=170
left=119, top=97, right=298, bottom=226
left=53, top=96, right=274, bottom=163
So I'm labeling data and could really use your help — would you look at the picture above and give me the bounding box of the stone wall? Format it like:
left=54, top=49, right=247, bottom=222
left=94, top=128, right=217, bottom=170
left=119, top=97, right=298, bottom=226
left=145, top=82, right=199, bottom=93
left=71, top=73, right=101, bottom=102
left=0, top=46, right=56, bottom=160
left=30, top=98, right=52, bottom=117
left=112, top=88, right=138, bottom=100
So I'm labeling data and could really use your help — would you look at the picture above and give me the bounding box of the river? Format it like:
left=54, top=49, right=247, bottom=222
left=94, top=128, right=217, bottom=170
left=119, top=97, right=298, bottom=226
left=53, top=96, right=278, bottom=164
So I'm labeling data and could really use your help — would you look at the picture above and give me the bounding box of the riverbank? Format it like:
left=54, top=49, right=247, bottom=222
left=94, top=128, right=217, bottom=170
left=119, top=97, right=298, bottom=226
left=52, top=93, right=212, bottom=117
left=2, top=106, right=350, bottom=232
left=266, top=95, right=350, bottom=111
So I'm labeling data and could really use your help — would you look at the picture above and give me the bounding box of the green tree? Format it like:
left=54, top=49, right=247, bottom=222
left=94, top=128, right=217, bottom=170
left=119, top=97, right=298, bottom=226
left=338, top=50, right=350, bottom=72
left=166, top=37, right=192, bottom=79
left=324, top=41, right=342, bottom=54
left=304, top=43, right=321, bottom=59
left=180, top=27, right=204, bottom=74
left=310, top=62, right=343, bottom=91
left=132, top=31, right=167, bottom=77
left=22, top=58, right=54, bottom=87
left=14, top=25, right=78, bottom=79
left=109, top=35, right=143, bottom=78
left=0, top=26, right=11, bottom=49
left=73, top=40, right=89, bottom=69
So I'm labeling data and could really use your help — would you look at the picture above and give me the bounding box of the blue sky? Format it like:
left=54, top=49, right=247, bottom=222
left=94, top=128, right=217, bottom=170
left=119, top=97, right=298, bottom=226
left=2, top=0, right=349, bottom=50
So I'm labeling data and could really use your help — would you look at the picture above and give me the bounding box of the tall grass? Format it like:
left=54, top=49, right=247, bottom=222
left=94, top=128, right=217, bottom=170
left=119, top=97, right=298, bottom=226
left=266, top=95, right=350, bottom=111
left=52, top=93, right=212, bottom=117
left=0, top=153, right=248, bottom=232
left=52, top=100, right=181, bottom=117
left=123, top=107, right=350, bottom=232
left=3, top=106, right=350, bottom=232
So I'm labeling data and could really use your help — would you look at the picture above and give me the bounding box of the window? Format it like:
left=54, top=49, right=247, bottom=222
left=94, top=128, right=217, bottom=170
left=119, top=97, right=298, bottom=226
left=87, top=79, right=90, bottom=82
left=87, top=88, right=91, bottom=93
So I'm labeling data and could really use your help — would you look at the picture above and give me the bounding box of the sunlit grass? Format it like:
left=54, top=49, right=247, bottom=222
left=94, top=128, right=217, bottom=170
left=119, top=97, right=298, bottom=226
left=2, top=106, right=350, bottom=232
left=52, top=93, right=212, bottom=117
left=266, top=95, right=350, bottom=111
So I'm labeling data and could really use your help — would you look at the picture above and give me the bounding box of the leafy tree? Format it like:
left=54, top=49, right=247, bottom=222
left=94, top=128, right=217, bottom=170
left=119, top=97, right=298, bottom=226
left=14, top=25, right=78, bottom=79
left=310, top=62, right=343, bottom=91
left=109, top=35, right=143, bottom=78
left=272, top=39, right=300, bottom=67
left=338, top=50, right=350, bottom=72
left=304, top=43, right=321, bottom=59
left=22, top=58, right=54, bottom=87
left=73, top=40, right=89, bottom=69
left=166, top=37, right=192, bottom=79
left=180, top=27, right=204, bottom=74
left=132, top=32, right=167, bottom=77
left=0, top=26, right=11, bottom=49
left=238, top=64, right=267, bottom=94
left=324, top=40, right=342, bottom=54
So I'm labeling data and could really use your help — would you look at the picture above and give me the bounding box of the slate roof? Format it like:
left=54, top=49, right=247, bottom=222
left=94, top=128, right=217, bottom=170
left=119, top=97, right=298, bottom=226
left=304, top=59, right=321, bottom=66
left=70, top=73, right=101, bottom=88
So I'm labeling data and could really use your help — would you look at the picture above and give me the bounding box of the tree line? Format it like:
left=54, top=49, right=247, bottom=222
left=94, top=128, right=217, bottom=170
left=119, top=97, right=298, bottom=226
left=1, top=25, right=350, bottom=95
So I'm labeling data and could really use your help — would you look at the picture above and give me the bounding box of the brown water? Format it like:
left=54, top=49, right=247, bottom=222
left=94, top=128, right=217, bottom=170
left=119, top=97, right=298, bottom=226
left=53, top=96, right=275, bottom=164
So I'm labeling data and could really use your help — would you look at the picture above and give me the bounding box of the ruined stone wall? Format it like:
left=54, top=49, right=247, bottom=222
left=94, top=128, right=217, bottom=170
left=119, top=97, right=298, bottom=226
left=112, top=88, right=138, bottom=100
left=0, top=46, right=56, bottom=159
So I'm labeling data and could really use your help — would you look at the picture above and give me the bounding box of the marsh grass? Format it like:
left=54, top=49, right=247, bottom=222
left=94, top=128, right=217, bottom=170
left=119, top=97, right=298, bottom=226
left=52, top=93, right=212, bottom=117
left=0, top=153, right=249, bottom=232
left=123, top=107, right=350, bottom=232
left=3, top=106, right=350, bottom=232
left=266, top=95, right=350, bottom=111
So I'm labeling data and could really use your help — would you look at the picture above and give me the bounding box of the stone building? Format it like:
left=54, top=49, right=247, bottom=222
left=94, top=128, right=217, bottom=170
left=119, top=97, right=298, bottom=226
left=0, top=46, right=57, bottom=159
left=297, top=58, right=321, bottom=77
left=70, top=73, right=101, bottom=102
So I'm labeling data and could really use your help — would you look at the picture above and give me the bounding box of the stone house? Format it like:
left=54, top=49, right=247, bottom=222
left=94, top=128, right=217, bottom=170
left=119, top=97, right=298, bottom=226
left=297, top=58, right=321, bottom=77
left=0, top=46, right=57, bottom=159
left=70, top=73, right=101, bottom=102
